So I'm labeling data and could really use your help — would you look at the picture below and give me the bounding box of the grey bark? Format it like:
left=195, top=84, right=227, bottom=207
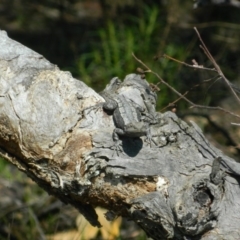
left=0, top=30, right=240, bottom=239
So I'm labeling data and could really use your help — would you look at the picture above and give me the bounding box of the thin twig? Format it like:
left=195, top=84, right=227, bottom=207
left=28, top=208, right=46, bottom=240
left=163, top=54, right=217, bottom=72
left=194, top=27, right=240, bottom=104
left=132, top=53, right=240, bottom=119
left=160, top=76, right=219, bottom=111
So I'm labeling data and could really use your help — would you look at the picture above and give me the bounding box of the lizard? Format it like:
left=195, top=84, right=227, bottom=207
left=99, top=77, right=151, bottom=154
left=119, top=74, right=159, bottom=122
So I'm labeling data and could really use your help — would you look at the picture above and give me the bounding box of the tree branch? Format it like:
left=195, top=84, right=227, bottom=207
left=1, top=30, right=240, bottom=239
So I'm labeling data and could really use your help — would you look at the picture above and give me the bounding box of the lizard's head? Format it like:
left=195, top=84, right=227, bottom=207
left=105, top=77, right=122, bottom=92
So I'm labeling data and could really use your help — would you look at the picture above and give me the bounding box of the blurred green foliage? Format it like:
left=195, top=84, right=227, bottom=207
left=0, top=157, right=22, bottom=180
left=77, top=7, right=160, bottom=86
left=77, top=6, right=188, bottom=109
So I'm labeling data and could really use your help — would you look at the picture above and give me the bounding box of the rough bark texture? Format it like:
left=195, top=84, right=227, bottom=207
left=1, top=30, right=240, bottom=239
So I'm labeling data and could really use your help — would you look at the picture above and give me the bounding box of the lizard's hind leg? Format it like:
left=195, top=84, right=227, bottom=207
left=145, top=124, right=158, bottom=147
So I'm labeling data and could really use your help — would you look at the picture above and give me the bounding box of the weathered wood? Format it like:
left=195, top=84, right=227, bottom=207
left=1, top=30, right=240, bottom=239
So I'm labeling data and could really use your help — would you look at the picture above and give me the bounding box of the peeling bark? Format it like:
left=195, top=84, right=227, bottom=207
left=1, top=30, right=240, bottom=239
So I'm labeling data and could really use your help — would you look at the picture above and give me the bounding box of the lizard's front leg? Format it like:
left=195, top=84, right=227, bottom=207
left=112, top=128, right=126, bottom=156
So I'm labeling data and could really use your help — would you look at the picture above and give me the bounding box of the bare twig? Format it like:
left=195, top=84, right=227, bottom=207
left=132, top=53, right=240, bottom=119
left=160, top=76, right=219, bottom=112
left=163, top=54, right=217, bottom=72
left=162, top=29, right=240, bottom=103
left=193, top=27, right=240, bottom=104
left=28, top=208, right=46, bottom=240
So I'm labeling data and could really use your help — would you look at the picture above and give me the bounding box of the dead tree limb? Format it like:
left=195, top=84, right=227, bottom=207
left=1, top=30, right=240, bottom=239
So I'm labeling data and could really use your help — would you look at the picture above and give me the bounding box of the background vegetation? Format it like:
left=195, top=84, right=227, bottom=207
left=1, top=0, right=240, bottom=239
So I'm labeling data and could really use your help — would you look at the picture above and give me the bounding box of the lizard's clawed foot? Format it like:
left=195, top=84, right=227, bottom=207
left=111, top=140, right=126, bottom=157
left=145, top=128, right=158, bottom=147
left=145, top=136, right=158, bottom=147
